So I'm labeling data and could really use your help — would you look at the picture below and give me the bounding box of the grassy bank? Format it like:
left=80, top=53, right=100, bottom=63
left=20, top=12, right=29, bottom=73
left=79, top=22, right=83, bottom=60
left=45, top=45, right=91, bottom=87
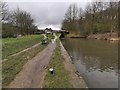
left=2, top=42, right=47, bottom=87
left=47, top=34, right=54, bottom=39
left=67, top=32, right=81, bottom=38
left=56, top=33, right=61, bottom=37
left=87, top=32, right=120, bottom=41
left=43, top=39, right=73, bottom=88
left=2, top=35, right=44, bottom=59
left=2, top=34, right=54, bottom=87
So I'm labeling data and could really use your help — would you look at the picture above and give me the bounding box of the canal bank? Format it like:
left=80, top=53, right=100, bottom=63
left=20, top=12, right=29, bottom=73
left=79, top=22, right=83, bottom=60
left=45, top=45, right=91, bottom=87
left=43, top=35, right=87, bottom=88
left=60, top=40, right=88, bottom=88
left=66, top=32, right=120, bottom=41
left=61, top=38, right=118, bottom=88
left=87, top=33, right=119, bottom=41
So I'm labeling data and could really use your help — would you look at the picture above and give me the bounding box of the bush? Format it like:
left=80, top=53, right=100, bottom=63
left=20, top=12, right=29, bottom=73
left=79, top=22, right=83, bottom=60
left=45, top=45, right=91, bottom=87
left=2, top=24, right=20, bottom=38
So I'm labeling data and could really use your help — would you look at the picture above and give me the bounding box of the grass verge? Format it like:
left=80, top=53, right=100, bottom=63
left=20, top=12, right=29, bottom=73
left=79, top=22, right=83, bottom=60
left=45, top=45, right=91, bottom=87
left=56, top=33, right=61, bottom=38
left=43, top=39, right=73, bottom=88
left=2, top=35, right=44, bottom=59
left=47, top=34, right=54, bottom=39
left=2, top=43, right=47, bottom=87
left=66, top=32, right=81, bottom=37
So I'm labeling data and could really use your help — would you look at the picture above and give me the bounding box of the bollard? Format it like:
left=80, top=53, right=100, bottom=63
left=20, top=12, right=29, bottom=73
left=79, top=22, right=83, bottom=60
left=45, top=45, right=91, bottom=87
left=49, top=68, right=54, bottom=74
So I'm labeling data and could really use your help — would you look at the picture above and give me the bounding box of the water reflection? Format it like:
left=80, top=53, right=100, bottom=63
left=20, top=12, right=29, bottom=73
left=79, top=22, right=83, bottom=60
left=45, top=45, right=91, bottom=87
left=62, top=38, right=118, bottom=88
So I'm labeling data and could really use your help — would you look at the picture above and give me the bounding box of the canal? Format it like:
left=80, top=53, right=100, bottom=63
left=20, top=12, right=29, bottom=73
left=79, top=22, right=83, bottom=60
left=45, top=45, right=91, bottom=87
left=61, top=38, right=118, bottom=88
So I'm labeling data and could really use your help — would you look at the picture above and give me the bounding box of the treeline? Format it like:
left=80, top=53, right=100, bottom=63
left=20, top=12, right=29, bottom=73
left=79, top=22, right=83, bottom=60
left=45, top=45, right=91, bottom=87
left=62, top=1, right=119, bottom=36
left=0, top=2, right=37, bottom=38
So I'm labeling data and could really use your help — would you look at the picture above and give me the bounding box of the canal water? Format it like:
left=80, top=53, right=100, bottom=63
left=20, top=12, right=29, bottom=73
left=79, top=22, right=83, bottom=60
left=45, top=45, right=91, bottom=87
left=61, top=38, right=118, bottom=88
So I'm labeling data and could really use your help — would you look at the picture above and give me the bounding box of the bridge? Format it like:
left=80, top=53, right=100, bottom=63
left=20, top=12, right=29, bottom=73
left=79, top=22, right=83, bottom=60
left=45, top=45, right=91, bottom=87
left=56, top=30, right=69, bottom=38
left=35, top=29, right=69, bottom=38
left=50, top=30, right=69, bottom=38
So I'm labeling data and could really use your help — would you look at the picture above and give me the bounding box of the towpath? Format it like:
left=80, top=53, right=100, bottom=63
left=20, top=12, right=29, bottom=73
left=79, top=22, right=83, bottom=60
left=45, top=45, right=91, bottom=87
left=8, top=34, right=57, bottom=88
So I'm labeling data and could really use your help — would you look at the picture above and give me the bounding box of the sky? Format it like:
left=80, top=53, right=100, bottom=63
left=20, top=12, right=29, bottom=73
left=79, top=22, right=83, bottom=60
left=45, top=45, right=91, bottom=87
left=5, top=0, right=90, bottom=30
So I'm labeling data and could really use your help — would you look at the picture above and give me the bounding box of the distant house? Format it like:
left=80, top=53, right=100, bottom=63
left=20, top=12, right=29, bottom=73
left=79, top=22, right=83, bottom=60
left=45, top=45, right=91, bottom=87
left=34, top=28, right=67, bottom=34
left=34, top=28, right=53, bottom=34
left=45, top=28, right=52, bottom=34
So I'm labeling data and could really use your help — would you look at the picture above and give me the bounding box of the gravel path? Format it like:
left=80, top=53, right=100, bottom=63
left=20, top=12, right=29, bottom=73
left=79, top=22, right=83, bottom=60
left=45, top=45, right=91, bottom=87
left=8, top=41, right=56, bottom=88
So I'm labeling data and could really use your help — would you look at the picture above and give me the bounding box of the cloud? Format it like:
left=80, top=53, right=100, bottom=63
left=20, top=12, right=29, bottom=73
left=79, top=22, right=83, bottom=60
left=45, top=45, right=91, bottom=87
left=7, top=2, right=87, bottom=29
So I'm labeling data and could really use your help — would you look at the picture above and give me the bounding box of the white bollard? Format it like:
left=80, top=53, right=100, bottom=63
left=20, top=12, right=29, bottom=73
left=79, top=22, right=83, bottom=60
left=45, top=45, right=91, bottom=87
left=49, top=68, right=54, bottom=74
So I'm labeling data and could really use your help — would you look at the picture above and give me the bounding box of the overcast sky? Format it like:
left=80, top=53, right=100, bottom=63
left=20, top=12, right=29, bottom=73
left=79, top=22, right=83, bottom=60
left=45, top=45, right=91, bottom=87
left=6, top=1, right=89, bottom=30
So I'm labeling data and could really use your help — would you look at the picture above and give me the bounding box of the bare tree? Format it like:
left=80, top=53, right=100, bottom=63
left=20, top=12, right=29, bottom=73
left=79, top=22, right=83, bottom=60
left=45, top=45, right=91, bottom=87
left=72, top=4, right=78, bottom=20
left=62, top=1, right=118, bottom=36
left=118, top=1, right=120, bottom=36
left=11, top=8, right=35, bottom=34
left=0, top=1, right=9, bottom=22
left=63, top=4, right=78, bottom=31
left=65, top=5, right=72, bottom=22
